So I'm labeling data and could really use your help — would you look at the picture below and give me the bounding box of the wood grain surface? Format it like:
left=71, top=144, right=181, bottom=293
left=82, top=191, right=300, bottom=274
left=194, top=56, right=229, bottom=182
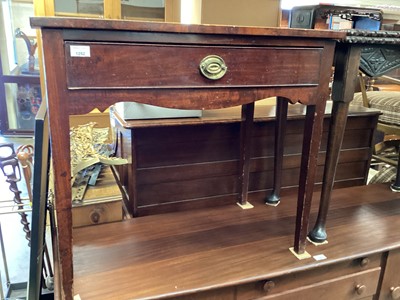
left=73, top=183, right=400, bottom=299
left=31, top=17, right=346, bottom=39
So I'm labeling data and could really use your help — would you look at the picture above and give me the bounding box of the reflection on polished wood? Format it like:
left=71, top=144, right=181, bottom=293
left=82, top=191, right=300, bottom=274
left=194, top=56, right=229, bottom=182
left=73, top=184, right=400, bottom=299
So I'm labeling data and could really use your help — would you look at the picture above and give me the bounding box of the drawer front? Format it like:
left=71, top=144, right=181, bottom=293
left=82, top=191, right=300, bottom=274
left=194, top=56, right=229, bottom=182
left=237, top=255, right=382, bottom=300
left=72, top=201, right=122, bottom=228
left=238, top=268, right=381, bottom=300
left=65, top=42, right=323, bottom=89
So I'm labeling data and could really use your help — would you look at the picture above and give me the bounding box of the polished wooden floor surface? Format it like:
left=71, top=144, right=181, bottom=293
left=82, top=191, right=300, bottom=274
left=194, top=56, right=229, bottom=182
left=73, top=184, right=400, bottom=299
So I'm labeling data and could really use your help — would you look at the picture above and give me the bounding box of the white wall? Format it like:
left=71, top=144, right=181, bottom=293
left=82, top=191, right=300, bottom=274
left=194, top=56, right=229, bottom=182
left=202, top=0, right=280, bottom=27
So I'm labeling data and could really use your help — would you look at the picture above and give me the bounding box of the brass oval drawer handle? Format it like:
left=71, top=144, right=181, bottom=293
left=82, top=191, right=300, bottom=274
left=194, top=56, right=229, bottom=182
left=355, top=284, right=366, bottom=295
left=391, top=286, right=400, bottom=299
left=199, top=55, right=227, bottom=80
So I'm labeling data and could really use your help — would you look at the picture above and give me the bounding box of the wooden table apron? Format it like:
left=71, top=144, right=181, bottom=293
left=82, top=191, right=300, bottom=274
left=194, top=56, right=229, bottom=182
left=31, top=17, right=343, bottom=300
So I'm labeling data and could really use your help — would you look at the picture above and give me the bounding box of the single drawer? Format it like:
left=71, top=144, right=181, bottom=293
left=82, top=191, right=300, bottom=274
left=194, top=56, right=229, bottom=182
left=65, top=42, right=323, bottom=90
left=237, top=255, right=382, bottom=300
left=72, top=200, right=122, bottom=228
left=238, top=268, right=380, bottom=300
left=268, top=268, right=379, bottom=300
left=71, top=166, right=123, bottom=227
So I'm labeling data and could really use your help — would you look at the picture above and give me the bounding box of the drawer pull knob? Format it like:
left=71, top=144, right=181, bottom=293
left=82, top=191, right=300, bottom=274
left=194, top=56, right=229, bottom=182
left=360, top=257, right=370, bottom=267
left=390, top=286, right=400, bottom=299
left=263, top=280, right=275, bottom=293
left=199, top=55, right=227, bottom=80
left=355, top=284, right=366, bottom=295
left=90, top=208, right=103, bottom=224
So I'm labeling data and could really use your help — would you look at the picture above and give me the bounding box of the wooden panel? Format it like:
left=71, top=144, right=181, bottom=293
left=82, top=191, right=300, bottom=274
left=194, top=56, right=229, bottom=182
left=137, top=175, right=236, bottom=205
left=135, top=161, right=368, bottom=206
left=248, top=161, right=367, bottom=190
left=137, top=136, right=238, bottom=167
left=65, top=43, right=323, bottom=89
left=134, top=123, right=372, bottom=168
left=136, top=149, right=371, bottom=185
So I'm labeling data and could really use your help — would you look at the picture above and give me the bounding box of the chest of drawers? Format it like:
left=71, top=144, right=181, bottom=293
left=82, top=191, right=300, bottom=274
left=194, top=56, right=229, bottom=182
left=111, top=103, right=380, bottom=217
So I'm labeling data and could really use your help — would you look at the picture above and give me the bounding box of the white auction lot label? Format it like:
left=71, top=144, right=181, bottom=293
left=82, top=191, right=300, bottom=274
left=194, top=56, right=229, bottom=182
left=70, top=45, right=91, bottom=57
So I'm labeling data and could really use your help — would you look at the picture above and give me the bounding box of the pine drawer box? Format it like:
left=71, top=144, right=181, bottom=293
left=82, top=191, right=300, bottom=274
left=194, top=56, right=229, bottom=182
left=72, top=166, right=123, bottom=227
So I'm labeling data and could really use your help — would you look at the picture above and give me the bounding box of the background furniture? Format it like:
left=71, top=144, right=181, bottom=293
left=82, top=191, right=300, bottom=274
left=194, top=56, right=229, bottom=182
left=0, top=55, right=41, bottom=135
left=309, top=30, right=400, bottom=245
left=0, top=0, right=40, bottom=135
left=289, top=6, right=399, bottom=190
left=289, top=6, right=400, bottom=239
left=355, top=43, right=400, bottom=135
left=112, top=103, right=380, bottom=216
left=289, top=5, right=382, bottom=30
left=352, top=43, right=400, bottom=191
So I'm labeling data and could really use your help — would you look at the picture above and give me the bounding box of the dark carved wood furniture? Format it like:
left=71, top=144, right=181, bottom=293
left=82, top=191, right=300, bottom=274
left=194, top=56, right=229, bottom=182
left=31, top=17, right=346, bottom=299
left=289, top=5, right=382, bottom=30
left=309, top=30, right=400, bottom=243
left=289, top=6, right=400, bottom=240
left=355, top=34, right=400, bottom=192
left=112, top=103, right=380, bottom=217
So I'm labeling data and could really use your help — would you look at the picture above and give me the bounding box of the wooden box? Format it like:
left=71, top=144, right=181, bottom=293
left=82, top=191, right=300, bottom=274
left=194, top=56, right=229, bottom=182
left=72, top=166, right=122, bottom=227
left=112, top=102, right=380, bottom=217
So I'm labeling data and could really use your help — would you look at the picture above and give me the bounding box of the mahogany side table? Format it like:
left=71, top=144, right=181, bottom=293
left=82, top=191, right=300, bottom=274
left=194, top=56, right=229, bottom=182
left=31, top=17, right=344, bottom=299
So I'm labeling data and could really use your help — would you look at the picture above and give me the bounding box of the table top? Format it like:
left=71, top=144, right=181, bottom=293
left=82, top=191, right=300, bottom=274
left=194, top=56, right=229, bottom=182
left=30, top=17, right=345, bottom=40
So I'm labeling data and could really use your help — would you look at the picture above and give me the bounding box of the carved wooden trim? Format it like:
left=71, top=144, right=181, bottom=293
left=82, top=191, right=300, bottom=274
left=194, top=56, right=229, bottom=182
left=345, top=30, right=400, bottom=44
left=359, top=46, right=400, bottom=77
left=319, top=9, right=382, bottom=22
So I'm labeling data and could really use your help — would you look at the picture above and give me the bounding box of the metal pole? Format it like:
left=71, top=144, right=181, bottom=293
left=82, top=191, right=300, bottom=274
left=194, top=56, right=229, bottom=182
left=0, top=221, right=10, bottom=292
